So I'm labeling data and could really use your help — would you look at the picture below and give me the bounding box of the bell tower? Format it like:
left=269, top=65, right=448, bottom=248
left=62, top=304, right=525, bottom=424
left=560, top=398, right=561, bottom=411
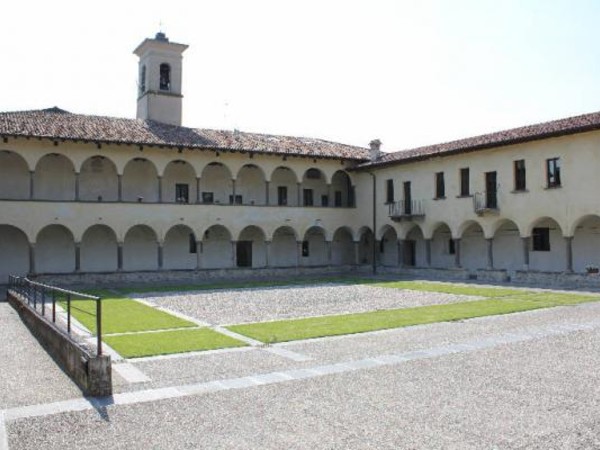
left=134, top=32, right=188, bottom=126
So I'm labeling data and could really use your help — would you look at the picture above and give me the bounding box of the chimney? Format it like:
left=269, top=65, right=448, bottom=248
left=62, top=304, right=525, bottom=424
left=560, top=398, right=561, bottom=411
left=369, top=139, right=382, bottom=161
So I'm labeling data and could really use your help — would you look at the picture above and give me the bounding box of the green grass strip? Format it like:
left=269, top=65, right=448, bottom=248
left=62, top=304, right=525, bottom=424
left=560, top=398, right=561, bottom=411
left=104, top=328, right=247, bottom=358
left=61, top=294, right=195, bottom=335
left=371, top=280, right=526, bottom=297
left=227, top=292, right=599, bottom=343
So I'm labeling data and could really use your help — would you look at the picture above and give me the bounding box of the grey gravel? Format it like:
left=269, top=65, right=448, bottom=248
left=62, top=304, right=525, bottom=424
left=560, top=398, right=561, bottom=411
left=134, top=284, right=480, bottom=325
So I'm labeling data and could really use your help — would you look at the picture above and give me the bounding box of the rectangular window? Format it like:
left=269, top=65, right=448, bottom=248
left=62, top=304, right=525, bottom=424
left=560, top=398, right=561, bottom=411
left=348, top=187, right=355, bottom=207
left=459, top=168, right=470, bottom=196
left=175, top=184, right=189, bottom=203
left=301, top=240, right=309, bottom=257
left=277, top=186, right=288, bottom=205
left=201, top=192, right=214, bottom=204
left=303, top=189, right=313, bottom=206
left=532, top=227, right=551, bottom=251
left=189, top=234, right=197, bottom=254
left=435, top=172, right=445, bottom=198
left=546, top=158, right=561, bottom=188
left=514, top=159, right=526, bottom=191
left=321, top=194, right=329, bottom=207
left=448, top=239, right=456, bottom=255
left=334, top=191, right=342, bottom=207
left=386, top=179, right=394, bottom=203
left=229, top=194, right=242, bottom=205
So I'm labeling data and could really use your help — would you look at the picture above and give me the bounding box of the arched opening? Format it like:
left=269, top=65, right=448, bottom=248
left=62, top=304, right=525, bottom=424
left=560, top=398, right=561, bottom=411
left=460, top=221, right=487, bottom=270
left=301, top=168, right=328, bottom=207
left=238, top=226, right=267, bottom=267
left=202, top=225, right=233, bottom=269
left=431, top=223, right=453, bottom=268
left=123, top=225, right=158, bottom=271
left=379, top=226, right=398, bottom=267
left=159, top=63, right=171, bottom=91
left=79, top=156, right=119, bottom=202
left=302, top=226, right=327, bottom=266
left=200, top=163, right=232, bottom=205
left=81, top=225, right=118, bottom=272
left=122, top=158, right=159, bottom=202
left=528, top=217, right=564, bottom=272
left=358, top=227, right=374, bottom=265
left=270, top=166, right=298, bottom=206
left=236, top=165, right=266, bottom=206
left=572, top=215, right=600, bottom=273
left=0, top=225, right=29, bottom=282
left=34, top=153, right=75, bottom=200
left=405, top=225, right=426, bottom=267
left=331, top=170, right=353, bottom=207
left=36, top=225, right=75, bottom=273
left=492, top=220, right=522, bottom=271
left=0, top=151, right=29, bottom=199
left=332, top=227, right=354, bottom=266
left=271, top=226, right=298, bottom=267
left=163, top=160, right=196, bottom=204
left=164, top=225, right=197, bottom=270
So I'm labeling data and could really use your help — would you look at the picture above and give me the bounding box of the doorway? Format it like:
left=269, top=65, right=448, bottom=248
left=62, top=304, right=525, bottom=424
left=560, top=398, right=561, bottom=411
left=236, top=241, right=252, bottom=267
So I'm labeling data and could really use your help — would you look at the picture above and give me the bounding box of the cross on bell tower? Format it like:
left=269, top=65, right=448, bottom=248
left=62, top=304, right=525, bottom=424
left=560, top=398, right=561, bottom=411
left=134, top=32, right=188, bottom=126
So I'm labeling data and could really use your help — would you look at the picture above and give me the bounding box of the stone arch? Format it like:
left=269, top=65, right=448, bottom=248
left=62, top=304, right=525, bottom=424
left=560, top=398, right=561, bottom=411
left=36, top=224, right=75, bottom=273
left=34, top=153, right=76, bottom=200
left=379, top=225, right=398, bottom=267
left=430, top=222, right=453, bottom=269
left=0, top=225, right=29, bottom=282
left=332, top=226, right=355, bottom=266
left=200, top=162, right=233, bottom=205
left=79, top=155, right=119, bottom=202
left=164, top=224, right=197, bottom=270
left=238, top=225, right=267, bottom=267
left=492, top=219, right=522, bottom=272
left=163, top=160, right=197, bottom=204
left=270, top=226, right=298, bottom=267
left=302, top=226, right=328, bottom=266
left=526, top=217, right=565, bottom=273
left=81, top=224, right=118, bottom=272
left=202, top=225, right=233, bottom=269
left=572, top=214, right=600, bottom=273
left=357, top=226, right=374, bottom=265
left=236, top=165, right=267, bottom=206
left=123, top=225, right=158, bottom=271
left=302, top=168, right=328, bottom=207
left=270, top=166, right=298, bottom=206
left=330, top=170, right=353, bottom=207
left=0, top=150, right=29, bottom=199
left=459, top=221, right=487, bottom=270
left=122, top=158, right=159, bottom=202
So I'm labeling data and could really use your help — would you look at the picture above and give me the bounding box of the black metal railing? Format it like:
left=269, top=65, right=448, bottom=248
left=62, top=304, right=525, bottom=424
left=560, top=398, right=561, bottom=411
left=7, top=275, right=103, bottom=355
left=388, top=200, right=425, bottom=219
left=473, top=191, right=499, bottom=214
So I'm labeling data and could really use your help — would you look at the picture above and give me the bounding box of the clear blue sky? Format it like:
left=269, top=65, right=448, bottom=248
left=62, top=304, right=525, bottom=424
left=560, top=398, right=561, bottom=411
left=2, top=0, right=600, bottom=152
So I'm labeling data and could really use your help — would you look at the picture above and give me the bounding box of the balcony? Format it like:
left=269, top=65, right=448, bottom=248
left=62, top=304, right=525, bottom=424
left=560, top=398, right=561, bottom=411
left=388, top=200, right=425, bottom=221
left=473, top=191, right=499, bottom=216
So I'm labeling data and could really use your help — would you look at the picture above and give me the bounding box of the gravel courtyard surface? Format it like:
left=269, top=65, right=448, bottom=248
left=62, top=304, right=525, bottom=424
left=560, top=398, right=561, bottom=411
left=133, top=284, right=482, bottom=325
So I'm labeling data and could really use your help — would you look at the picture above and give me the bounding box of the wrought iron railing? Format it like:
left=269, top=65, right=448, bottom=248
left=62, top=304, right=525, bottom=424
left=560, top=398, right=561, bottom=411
left=388, top=200, right=425, bottom=219
left=7, top=276, right=103, bottom=355
left=473, top=191, right=499, bottom=214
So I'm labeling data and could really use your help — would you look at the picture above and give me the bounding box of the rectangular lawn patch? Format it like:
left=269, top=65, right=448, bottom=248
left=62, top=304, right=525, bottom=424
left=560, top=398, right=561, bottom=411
left=104, top=328, right=247, bottom=358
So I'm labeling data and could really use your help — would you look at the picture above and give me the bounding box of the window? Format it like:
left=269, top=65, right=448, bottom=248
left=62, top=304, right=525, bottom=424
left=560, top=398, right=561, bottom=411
left=301, top=240, right=309, bottom=257
left=348, top=187, right=355, bottom=207
left=159, top=63, right=171, bottom=91
left=448, top=239, right=456, bottom=255
left=189, top=234, right=197, bottom=254
left=321, top=194, right=328, bottom=207
left=305, top=168, right=321, bottom=180
left=229, top=194, right=242, bottom=205
left=140, top=65, right=146, bottom=94
left=546, top=158, right=561, bottom=188
left=385, top=179, right=394, bottom=203
left=532, top=227, right=551, bottom=251
left=202, top=192, right=214, bottom=204
left=303, top=189, right=313, bottom=206
left=277, top=186, right=287, bottom=205
left=514, top=160, right=526, bottom=191
left=175, top=184, right=189, bottom=203
left=459, top=168, right=470, bottom=196
left=435, top=172, right=445, bottom=198
left=334, top=191, right=342, bottom=207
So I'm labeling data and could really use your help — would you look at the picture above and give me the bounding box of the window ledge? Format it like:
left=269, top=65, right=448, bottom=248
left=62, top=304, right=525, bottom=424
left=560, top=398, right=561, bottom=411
left=455, top=195, right=473, bottom=199
left=510, top=189, right=529, bottom=194
left=433, top=196, right=446, bottom=201
left=544, top=185, right=562, bottom=190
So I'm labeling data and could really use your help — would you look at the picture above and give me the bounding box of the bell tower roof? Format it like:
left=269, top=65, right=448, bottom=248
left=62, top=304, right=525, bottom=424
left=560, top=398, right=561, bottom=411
left=133, top=32, right=188, bottom=57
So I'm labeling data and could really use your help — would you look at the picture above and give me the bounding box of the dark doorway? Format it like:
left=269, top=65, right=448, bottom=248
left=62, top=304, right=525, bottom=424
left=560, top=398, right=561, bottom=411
left=403, top=240, right=416, bottom=266
left=485, top=171, right=497, bottom=209
left=236, top=241, right=252, bottom=267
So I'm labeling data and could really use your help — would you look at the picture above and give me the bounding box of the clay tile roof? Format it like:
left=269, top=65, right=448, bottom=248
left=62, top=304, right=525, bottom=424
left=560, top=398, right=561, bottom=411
left=0, top=108, right=370, bottom=161
left=359, top=110, right=600, bottom=168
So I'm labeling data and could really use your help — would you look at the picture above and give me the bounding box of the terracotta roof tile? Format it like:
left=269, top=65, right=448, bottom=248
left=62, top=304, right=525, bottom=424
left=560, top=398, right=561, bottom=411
left=0, top=108, right=370, bottom=161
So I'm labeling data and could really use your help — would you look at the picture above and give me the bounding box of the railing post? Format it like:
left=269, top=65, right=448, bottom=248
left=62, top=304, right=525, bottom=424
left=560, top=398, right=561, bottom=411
left=41, top=287, right=45, bottom=317
left=67, top=294, right=71, bottom=334
left=33, top=284, right=37, bottom=309
left=52, top=291, right=56, bottom=323
left=96, top=297, right=102, bottom=356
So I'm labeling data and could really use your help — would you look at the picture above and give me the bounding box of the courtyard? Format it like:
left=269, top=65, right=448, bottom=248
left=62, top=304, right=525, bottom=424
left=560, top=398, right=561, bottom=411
left=2, top=279, right=600, bottom=449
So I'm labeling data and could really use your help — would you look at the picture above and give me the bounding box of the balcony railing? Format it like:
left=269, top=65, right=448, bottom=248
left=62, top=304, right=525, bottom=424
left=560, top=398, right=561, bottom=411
left=473, top=191, right=499, bottom=215
left=388, top=200, right=425, bottom=221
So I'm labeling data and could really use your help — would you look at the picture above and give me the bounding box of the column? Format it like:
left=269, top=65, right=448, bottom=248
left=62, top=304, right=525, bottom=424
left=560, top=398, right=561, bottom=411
left=375, top=240, right=381, bottom=267
left=75, top=242, right=81, bottom=272
left=29, top=171, right=35, bottom=199
left=196, top=177, right=201, bottom=204
left=454, top=238, right=461, bottom=268
left=425, top=239, right=432, bottom=267
left=397, top=239, right=404, bottom=268
left=265, top=181, right=270, bottom=206
left=231, top=179, right=236, bottom=204
left=265, top=240, right=271, bottom=267
left=353, top=241, right=360, bottom=265
left=565, top=236, right=573, bottom=273
left=327, top=183, right=332, bottom=207
left=158, top=176, right=163, bottom=203
left=74, top=172, right=80, bottom=201
left=196, top=241, right=202, bottom=269
left=28, top=243, right=36, bottom=274
left=117, top=174, right=123, bottom=201
left=158, top=242, right=164, bottom=269
left=521, top=237, right=530, bottom=270
left=117, top=242, right=123, bottom=271
left=231, top=241, right=237, bottom=267
left=297, top=182, right=301, bottom=206
left=486, top=238, right=494, bottom=270
left=326, top=241, right=333, bottom=265
left=297, top=241, right=303, bottom=266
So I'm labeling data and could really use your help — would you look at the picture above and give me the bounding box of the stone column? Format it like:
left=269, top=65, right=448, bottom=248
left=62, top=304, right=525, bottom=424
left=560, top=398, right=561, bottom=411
left=425, top=239, right=432, bottom=267
left=231, top=179, right=236, bottom=204
left=297, top=241, right=303, bottom=266
left=327, top=241, right=333, bottom=265
left=196, top=241, right=202, bottom=269
left=265, top=240, right=271, bottom=267
left=265, top=181, right=270, bottom=206
left=157, top=242, right=164, bottom=269
left=565, top=236, right=573, bottom=273
left=232, top=241, right=237, bottom=267
left=28, top=243, right=36, bottom=274
left=297, top=182, right=302, bottom=206
left=196, top=177, right=201, bottom=203
left=454, top=238, right=461, bottom=268
left=397, top=239, right=404, bottom=268
left=375, top=240, right=381, bottom=267
left=29, top=171, right=35, bottom=199
left=74, top=172, right=80, bottom=201
left=521, top=237, right=530, bottom=270
left=354, top=241, right=360, bottom=265
left=158, top=176, right=163, bottom=203
left=75, top=242, right=81, bottom=272
left=117, top=242, right=123, bottom=271
left=486, top=238, right=494, bottom=270
left=117, top=174, right=123, bottom=201
left=327, top=183, right=332, bottom=207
